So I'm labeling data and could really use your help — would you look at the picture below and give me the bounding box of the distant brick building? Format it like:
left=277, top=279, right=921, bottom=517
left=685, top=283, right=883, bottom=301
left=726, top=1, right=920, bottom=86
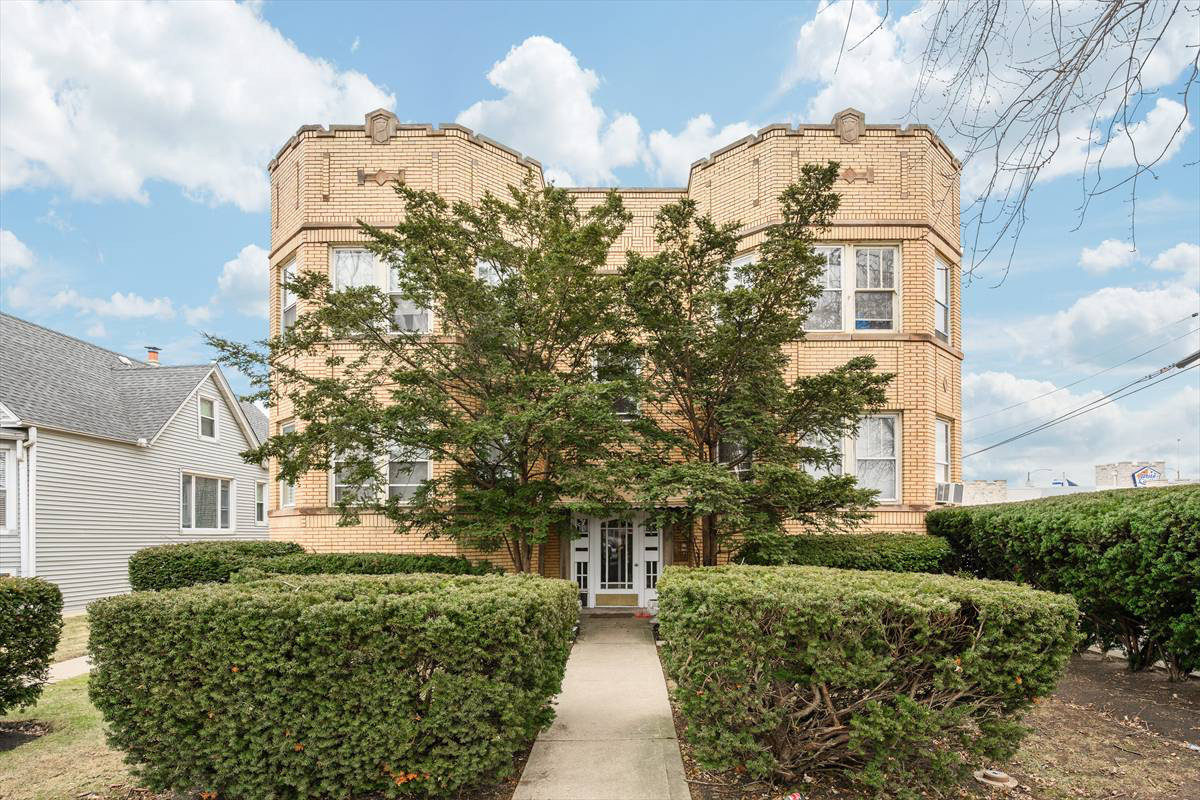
left=264, top=107, right=963, bottom=604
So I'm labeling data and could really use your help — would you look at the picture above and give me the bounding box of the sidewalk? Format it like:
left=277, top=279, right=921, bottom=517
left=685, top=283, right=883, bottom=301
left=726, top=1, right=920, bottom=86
left=47, top=656, right=91, bottom=683
left=514, top=615, right=689, bottom=800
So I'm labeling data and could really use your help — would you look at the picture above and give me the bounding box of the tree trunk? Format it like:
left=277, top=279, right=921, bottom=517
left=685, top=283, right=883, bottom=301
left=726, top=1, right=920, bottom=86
left=701, top=512, right=718, bottom=566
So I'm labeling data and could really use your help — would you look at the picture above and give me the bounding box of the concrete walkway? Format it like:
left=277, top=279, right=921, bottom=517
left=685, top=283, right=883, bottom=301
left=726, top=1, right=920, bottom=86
left=515, top=616, right=689, bottom=800
left=47, top=656, right=91, bottom=683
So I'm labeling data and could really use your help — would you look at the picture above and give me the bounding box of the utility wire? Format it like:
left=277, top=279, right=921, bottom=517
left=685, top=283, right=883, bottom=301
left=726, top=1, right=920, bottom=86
left=965, top=362, right=1198, bottom=459
left=965, top=329, right=1200, bottom=443
left=965, top=317, right=1200, bottom=423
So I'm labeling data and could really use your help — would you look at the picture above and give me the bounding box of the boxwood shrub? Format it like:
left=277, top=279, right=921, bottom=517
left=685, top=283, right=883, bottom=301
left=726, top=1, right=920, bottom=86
left=127, top=541, right=305, bottom=590
left=928, top=485, right=1200, bottom=678
left=658, top=565, right=1077, bottom=795
left=88, top=573, right=577, bottom=799
left=736, top=532, right=954, bottom=573
left=1, top=577, right=64, bottom=714
left=237, top=551, right=502, bottom=579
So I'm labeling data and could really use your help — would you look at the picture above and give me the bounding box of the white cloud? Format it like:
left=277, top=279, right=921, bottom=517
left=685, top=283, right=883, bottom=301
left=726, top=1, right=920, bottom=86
left=457, top=36, right=643, bottom=187
left=85, top=321, right=107, bottom=338
left=1151, top=242, right=1200, bottom=286
left=0, top=228, right=34, bottom=272
left=51, top=289, right=176, bottom=320
left=0, top=0, right=393, bottom=211
left=184, top=305, right=214, bottom=326
left=183, top=243, right=269, bottom=327
left=1078, top=239, right=1137, bottom=274
left=646, top=115, right=757, bottom=185
left=351, top=36, right=360, bottom=54
left=963, top=371, right=1199, bottom=484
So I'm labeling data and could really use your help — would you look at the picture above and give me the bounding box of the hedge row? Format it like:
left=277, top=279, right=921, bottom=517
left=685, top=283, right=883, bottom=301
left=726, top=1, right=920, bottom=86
left=736, top=532, right=954, bottom=573
left=0, top=577, right=63, bottom=714
left=128, top=542, right=497, bottom=591
left=928, top=485, right=1200, bottom=678
left=89, top=573, right=578, bottom=799
left=657, top=565, right=1078, bottom=795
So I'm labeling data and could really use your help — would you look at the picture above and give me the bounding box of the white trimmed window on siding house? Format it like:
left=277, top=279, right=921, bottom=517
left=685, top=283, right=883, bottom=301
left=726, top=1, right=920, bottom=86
left=279, top=422, right=296, bottom=508
left=935, top=418, right=950, bottom=485
left=181, top=474, right=233, bottom=530
left=854, top=247, right=898, bottom=330
left=255, top=481, right=267, bottom=524
left=281, top=260, right=297, bottom=335
left=935, top=257, right=950, bottom=340
left=805, top=246, right=844, bottom=331
left=0, top=446, right=12, bottom=531
left=854, top=415, right=900, bottom=502
left=198, top=396, right=218, bottom=439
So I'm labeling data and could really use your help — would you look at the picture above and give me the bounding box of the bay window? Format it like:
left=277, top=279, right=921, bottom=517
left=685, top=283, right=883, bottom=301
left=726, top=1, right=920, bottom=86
left=181, top=474, right=232, bottom=530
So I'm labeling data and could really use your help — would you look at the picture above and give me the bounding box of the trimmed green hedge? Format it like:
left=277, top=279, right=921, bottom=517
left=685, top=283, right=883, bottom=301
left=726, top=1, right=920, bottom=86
left=128, top=541, right=304, bottom=590
left=928, top=486, right=1200, bottom=678
left=237, top=552, right=502, bottom=579
left=89, top=573, right=577, bottom=799
left=736, top=532, right=954, bottom=573
left=1, top=577, right=63, bottom=714
left=658, top=565, right=1077, bottom=795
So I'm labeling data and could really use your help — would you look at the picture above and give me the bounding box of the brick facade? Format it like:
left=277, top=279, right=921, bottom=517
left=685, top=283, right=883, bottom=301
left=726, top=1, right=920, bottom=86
left=265, top=107, right=963, bottom=567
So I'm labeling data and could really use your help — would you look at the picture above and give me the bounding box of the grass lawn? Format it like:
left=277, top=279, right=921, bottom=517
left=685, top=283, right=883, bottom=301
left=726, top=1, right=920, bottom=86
left=0, top=676, right=153, bottom=800
left=53, top=612, right=90, bottom=663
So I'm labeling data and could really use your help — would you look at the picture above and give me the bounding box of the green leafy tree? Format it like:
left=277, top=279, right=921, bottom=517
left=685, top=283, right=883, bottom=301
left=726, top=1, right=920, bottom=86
left=209, top=178, right=640, bottom=572
left=622, top=162, right=894, bottom=565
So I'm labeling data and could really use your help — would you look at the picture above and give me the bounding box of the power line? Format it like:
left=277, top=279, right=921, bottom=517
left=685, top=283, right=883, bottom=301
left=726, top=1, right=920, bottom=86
left=965, top=362, right=1198, bottom=459
left=965, top=318, right=1200, bottom=424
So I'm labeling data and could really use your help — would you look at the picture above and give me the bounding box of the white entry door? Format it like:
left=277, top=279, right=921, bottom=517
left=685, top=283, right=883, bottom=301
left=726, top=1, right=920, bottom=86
left=573, top=513, right=661, bottom=609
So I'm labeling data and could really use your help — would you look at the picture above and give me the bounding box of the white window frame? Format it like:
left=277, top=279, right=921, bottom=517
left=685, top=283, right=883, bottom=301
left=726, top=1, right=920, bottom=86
left=935, top=418, right=950, bottom=485
left=198, top=395, right=218, bottom=441
left=804, top=246, right=845, bottom=331
left=0, top=445, right=14, bottom=532
left=718, top=437, right=752, bottom=477
left=852, top=414, right=901, bottom=503
left=800, top=432, right=845, bottom=478
left=329, top=449, right=432, bottom=506
left=853, top=246, right=899, bottom=332
left=934, top=257, right=950, bottom=341
left=726, top=251, right=757, bottom=291
left=254, top=481, right=267, bottom=525
left=387, top=448, right=431, bottom=504
left=280, top=259, right=297, bottom=335
left=331, top=246, right=431, bottom=334
left=476, top=258, right=500, bottom=286
left=180, top=472, right=235, bottom=532
left=279, top=422, right=296, bottom=508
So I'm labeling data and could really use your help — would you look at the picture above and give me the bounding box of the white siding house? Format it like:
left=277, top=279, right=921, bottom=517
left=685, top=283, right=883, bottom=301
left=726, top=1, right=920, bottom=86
left=0, top=313, right=269, bottom=610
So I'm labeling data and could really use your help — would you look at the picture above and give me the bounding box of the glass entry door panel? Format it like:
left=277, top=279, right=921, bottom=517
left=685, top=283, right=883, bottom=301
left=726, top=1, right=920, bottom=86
left=599, top=519, right=634, bottom=590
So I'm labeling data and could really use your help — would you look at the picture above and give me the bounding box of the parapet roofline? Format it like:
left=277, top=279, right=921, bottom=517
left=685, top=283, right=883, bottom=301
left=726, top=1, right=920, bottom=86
left=269, top=108, right=961, bottom=184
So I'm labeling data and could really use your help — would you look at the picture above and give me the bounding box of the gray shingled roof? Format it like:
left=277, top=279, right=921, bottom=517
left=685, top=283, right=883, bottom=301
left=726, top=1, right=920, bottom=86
left=239, top=400, right=268, bottom=445
left=0, top=313, right=258, bottom=446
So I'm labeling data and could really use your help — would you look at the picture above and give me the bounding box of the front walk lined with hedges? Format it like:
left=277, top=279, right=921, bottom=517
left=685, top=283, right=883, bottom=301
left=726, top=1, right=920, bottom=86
left=514, top=615, right=689, bottom=800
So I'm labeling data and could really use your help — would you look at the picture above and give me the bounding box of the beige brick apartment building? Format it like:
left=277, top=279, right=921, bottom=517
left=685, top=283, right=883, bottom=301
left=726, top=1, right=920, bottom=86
left=265, top=107, right=962, bottom=607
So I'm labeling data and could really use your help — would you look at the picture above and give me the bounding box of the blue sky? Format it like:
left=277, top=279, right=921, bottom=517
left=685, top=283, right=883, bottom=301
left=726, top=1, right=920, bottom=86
left=1, top=0, right=1197, bottom=484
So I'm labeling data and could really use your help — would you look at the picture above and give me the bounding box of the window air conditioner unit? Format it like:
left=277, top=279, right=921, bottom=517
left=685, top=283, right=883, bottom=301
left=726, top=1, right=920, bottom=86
left=936, top=482, right=965, bottom=505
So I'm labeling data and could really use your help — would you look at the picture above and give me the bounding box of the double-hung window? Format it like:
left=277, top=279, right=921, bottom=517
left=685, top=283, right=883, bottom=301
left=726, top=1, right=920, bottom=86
left=726, top=252, right=756, bottom=291
left=181, top=474, right=232, bottom=530
left=331, top=451, right=372, bottom=504
left=388, top=262, right=431, bottom=333
left=280, top=260, right=297, bottom=334
left=476, top=258, right=500, bottom=286
left=388, top=449, right=431, bottom=501
left=935, top=418, right=950, bottom=484
left=279, top=422, right=296, bottom=508
left=331, top=247, right=431, bottom=333
left=0, top=446, right=12, bottom=531
left=854, top=415, right=899, bottom=502
left=805, top=247, right=844, bottom=330
left=255, top=481, right=267, bottom=524
left=718, top=438, right=752, bottom=478
left=934, top=257, right=950, bottom=340
left=854, top=247, right=897, bottom=330
left=800, top=432, right=844, bottom=477
left=332, top=248, right=375, bottom=291
left=198, top=397, right=217, bottom=439
left=595, top=352, right=640, bottom=420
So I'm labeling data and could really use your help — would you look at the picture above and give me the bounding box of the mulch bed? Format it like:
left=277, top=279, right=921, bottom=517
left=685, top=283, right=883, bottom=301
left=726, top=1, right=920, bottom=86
left=657, top=644, right=1200, bottom=800
left=0, top=720, right=51, bottom=754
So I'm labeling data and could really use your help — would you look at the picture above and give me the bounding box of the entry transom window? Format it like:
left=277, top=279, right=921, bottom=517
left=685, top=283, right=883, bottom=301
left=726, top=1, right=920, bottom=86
left=198, top=397, right=217, bottom=439
left=599, top=518, right=634, bottom=590
left=854, top=415, right=899, bottom=502
left=935, top=418, right=950, bottom=484
left=855, top=248, right=897, bottom=330
left=805, top=247, right=844, bottom=331
left=181, top=474, right=232, bottom=530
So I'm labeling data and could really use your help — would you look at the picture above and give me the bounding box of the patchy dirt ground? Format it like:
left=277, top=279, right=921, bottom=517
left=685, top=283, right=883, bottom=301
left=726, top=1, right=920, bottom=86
left=665, top=652, right=1200, bottom=800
